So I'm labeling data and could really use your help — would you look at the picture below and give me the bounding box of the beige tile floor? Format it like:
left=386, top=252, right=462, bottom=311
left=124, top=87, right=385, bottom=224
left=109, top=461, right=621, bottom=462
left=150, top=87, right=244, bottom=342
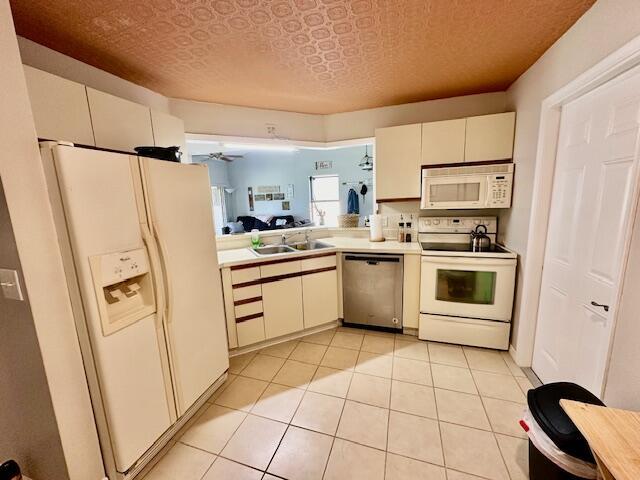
left=143, top=327, right=534, bottom=480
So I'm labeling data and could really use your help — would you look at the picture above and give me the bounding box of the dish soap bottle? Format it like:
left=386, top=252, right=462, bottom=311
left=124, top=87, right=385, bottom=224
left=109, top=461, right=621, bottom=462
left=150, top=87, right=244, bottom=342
left=397, top=215, right=405, bottom=243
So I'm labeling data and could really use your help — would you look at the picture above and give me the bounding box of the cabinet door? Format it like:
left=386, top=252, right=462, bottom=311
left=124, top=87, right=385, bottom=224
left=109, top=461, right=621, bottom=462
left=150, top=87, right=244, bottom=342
left=262, top=277, right=303, bottom=339
left=23, top=65, right=95, bottom=145
left=150, top=110, right=189, bottom=159
left=421, top=118, right=465, bottom=166
left=464, top=112, right=515, bottom=162
left=402, top=255, right=421, bottom=328
left=374, top=123, right=422, bottom=200
left=303, top=270, right=338, bottom=329
left=87, top=87, right=154, bottom=152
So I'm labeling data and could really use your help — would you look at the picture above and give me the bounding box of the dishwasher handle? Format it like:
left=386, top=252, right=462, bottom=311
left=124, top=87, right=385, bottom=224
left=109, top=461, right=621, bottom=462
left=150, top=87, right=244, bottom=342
left=344, top=254, right=401, bottom=264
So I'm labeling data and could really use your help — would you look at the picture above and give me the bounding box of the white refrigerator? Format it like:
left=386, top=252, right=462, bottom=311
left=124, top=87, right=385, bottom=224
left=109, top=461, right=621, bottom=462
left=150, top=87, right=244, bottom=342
left=40, top=143, right=229, bottom=478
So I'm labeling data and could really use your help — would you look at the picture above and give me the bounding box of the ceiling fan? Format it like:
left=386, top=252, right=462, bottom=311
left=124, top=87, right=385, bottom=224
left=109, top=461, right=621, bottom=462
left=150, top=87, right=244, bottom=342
left=209, top=152, right=244, bottom=162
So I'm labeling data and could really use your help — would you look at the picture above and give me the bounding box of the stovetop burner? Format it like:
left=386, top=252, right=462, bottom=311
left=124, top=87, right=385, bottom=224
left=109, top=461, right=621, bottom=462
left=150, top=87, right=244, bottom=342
left=420, top=242, right=511, bottom=254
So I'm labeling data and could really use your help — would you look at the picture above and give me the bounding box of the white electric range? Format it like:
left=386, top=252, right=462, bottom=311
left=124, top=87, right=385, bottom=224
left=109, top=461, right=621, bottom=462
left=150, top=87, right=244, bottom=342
left=418, top=216, right=516, bottom=350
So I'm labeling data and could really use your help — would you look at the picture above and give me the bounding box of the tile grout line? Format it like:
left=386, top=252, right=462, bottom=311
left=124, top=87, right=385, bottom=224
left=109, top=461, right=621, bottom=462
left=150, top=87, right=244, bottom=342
left=319, top=326, right=349, bottom=480
left=208, top=331, right=528, bottom=479
left=464, top=347, right=513, bottom=480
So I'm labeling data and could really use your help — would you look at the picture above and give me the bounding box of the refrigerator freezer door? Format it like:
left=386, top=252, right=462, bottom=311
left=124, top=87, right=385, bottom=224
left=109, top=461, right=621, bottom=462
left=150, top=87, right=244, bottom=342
left=52, top=145, right=172, bottom=472
left=142, top=158, right=229, bottom=415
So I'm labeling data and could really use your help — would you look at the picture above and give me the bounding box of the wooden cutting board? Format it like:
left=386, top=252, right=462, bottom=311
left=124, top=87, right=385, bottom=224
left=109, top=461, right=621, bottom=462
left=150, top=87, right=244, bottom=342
left=560, top=400, right=640, bottom=480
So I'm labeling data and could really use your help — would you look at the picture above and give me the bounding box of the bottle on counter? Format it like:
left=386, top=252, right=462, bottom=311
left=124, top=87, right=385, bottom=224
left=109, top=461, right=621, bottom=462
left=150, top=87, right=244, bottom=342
left=398, top=215, right=405, bottom=243
left=250, top=229, right=261, bottom=249
left=405, top=218, right=413, bottom=243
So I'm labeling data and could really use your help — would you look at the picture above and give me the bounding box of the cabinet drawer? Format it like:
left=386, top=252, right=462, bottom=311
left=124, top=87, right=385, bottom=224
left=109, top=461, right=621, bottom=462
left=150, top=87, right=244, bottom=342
left=301, top=254, right=336, bottom=272
left=260, top=260, right=301, bottom=279
left=231, top=267, right=261, bottom=285
left=233, top=284, right=262, bottom=302
left=235, top=301, right=263, bottom=319
left=236, top=317, right=265, bottom=347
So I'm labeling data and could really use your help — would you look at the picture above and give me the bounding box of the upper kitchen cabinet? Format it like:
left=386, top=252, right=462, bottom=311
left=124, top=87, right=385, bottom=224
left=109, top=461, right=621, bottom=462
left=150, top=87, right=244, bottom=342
left=464, top=112, right=515, bottom=162
left=150, top=110, right=187, bottom=152
left=87, top=87, right=154, bottom=152
left=375, top=123, right=422, bottom=200
left=23, top=66, right=95, bottom=146
left=421, top=118, right=466, bottom=166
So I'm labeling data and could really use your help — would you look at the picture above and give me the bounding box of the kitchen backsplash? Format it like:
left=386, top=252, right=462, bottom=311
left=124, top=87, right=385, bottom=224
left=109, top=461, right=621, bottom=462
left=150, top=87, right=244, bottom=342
left=378, top=201, right=420, bottom=241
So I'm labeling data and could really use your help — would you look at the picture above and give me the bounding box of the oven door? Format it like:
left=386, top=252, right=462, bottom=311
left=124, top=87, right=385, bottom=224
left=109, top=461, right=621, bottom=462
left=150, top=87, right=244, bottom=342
left=420, top=255, right=516, bottom=321
left=421, top=174, right=488, bottom=209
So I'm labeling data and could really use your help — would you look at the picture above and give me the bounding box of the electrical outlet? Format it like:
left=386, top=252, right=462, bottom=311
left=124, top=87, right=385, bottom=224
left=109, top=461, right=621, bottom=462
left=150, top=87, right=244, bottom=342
left=0, top=268, right=24, bottom=301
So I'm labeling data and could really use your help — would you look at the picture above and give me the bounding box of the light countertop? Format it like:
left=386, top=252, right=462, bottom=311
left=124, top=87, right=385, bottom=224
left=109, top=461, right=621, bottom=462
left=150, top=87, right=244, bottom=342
left=217, top=237, right=421, bottom=268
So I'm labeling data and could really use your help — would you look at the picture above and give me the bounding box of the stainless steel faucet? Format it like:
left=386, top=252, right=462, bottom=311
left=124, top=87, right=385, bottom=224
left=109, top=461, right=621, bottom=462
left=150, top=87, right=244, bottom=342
left=281, top=229, right=312, bottom=245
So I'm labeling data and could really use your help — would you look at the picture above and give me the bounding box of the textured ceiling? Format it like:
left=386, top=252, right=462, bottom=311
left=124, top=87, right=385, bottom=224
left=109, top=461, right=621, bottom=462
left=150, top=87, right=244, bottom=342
left=10, top=0, right=594, bottom=114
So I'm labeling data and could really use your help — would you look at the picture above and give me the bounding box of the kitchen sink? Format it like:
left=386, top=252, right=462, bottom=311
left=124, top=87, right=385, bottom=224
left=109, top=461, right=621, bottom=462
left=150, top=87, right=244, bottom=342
left=253, top=245, right=296, bottom=256
left=289, top=240, right=332, bottom=251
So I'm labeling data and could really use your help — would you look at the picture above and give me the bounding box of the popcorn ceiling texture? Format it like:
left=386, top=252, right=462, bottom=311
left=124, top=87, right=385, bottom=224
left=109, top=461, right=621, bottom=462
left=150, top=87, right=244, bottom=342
left=10, top=0, right=594, bottom=114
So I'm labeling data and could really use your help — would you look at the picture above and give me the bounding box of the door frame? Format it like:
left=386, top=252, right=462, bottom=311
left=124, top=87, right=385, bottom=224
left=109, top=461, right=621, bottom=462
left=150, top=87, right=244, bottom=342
left=516, top=34, right=640, bottom=389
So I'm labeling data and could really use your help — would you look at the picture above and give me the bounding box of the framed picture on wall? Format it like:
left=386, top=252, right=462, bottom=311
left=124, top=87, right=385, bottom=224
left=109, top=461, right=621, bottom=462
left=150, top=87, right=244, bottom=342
left=282, top=201, right=291, bottom=210
left=248, top=187, right=254, bottom=211
left=254, top=194, right=266, bottom=201
left=265, top=193, right=273, bottom=201
left=273, top=193, right=285, bottom=200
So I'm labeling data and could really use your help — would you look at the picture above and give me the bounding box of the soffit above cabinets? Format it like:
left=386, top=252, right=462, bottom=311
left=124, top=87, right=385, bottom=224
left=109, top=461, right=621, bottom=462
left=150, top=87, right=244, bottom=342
left=10, top=0, right=594, bottom=114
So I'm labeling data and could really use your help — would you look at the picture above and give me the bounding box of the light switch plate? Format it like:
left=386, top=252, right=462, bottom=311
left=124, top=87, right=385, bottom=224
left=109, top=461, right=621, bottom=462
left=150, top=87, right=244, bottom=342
left=0, top=268, right=24, bottom=301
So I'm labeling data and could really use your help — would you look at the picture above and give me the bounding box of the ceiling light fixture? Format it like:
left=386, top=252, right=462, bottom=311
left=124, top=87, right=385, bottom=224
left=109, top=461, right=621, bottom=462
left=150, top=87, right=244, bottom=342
left=359, top=145, right=373, bottom=171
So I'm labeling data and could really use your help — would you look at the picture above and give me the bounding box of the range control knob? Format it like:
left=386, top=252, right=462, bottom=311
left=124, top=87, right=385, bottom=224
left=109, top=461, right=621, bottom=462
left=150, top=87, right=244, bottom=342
left=433, top=219, right=440, bottom=225
left=474, top=219, right=482, bottom=225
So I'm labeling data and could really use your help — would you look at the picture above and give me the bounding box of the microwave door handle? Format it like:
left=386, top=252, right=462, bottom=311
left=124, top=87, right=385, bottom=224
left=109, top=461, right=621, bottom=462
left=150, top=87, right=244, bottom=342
left=485, top=176, right=491, bottom=207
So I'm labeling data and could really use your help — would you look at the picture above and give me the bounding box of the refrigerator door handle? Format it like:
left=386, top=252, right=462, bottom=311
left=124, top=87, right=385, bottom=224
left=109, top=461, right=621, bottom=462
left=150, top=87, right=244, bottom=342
left=151, top=223, right=173, bottom=324
left=141, top=223, right=166, bottom=329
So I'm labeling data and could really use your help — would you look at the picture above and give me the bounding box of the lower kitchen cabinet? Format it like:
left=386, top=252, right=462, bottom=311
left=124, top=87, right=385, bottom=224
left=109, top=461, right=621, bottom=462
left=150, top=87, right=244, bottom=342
left=303, top=269, right=339, bottom=328
left=262, top=277, right=304, bottom=339
left=236, top=316, right=266, bottom=347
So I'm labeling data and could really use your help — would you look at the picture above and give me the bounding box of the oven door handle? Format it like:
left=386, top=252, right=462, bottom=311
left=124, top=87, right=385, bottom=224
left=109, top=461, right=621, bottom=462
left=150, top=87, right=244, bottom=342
left=421, top=256, right=515, bottom=268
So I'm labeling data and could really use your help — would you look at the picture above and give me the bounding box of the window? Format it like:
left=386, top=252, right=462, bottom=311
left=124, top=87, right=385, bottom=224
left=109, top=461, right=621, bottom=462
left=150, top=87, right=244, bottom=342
left=211, top=186, right=227, bottom=234
left=309, top=175, right=339, bottom=227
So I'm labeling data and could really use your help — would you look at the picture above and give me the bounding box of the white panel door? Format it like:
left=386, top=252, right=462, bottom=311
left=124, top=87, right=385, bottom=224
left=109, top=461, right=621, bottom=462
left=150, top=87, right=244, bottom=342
left=52, top=146, right=172, bottom=472
left=142, top=158, right=229, bottom=415
left=533, top=68, right=640, bottom=395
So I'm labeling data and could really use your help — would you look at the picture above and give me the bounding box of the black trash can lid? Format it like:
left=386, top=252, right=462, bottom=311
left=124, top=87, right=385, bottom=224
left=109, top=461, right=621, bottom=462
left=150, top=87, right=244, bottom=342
left=527, top=382, right=604, bottom=463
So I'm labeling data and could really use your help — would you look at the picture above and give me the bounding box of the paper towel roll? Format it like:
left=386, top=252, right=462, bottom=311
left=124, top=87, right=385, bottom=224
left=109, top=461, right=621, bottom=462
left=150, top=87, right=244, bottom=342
left=369, top=214, right=385, bottom=242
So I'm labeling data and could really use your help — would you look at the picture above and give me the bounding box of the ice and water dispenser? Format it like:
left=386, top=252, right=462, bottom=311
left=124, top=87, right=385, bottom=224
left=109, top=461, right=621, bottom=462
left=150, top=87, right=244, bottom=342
left=89, top=247, right=156, bottom=336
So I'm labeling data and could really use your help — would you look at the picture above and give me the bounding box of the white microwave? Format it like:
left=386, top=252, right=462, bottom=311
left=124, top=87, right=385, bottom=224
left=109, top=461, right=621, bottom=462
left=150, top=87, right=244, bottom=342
left=421, top=163, right=514, bottom=209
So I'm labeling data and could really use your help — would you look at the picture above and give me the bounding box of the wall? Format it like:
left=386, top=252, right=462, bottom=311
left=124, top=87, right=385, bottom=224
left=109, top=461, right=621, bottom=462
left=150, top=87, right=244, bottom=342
left=173, top=92, right=507, bottom=143
left=18, top=36, right=170, bottom=113
left=0, top=181, right=68, bottom=479
left=0, top=3, right=104, bottom=478
left=502, top=0, right=640, bottom=373
left=324, top=92, right=507, bottom=141
left=195, top=146, right=374, bottom=227
left=171, top=98, right=326, bottom=142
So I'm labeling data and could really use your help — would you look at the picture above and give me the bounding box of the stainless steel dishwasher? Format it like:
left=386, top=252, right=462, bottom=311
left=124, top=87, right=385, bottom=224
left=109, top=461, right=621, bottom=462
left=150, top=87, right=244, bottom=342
left=342, top=252, right=403, bottom=331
